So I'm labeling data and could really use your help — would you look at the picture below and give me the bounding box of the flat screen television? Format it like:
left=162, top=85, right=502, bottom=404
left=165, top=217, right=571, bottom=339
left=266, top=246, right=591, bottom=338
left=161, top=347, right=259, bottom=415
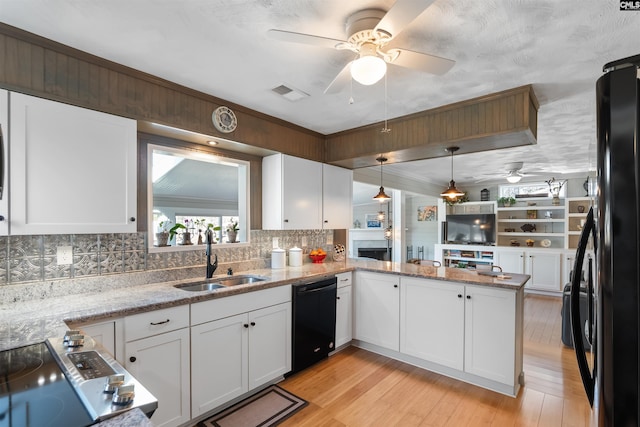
left=446, top=214, right=496, bottom=245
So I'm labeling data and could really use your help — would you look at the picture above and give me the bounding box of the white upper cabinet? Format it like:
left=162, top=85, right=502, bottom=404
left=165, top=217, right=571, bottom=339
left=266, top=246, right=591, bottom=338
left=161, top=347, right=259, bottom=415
left=322, top=163, right=352, bottom=230
left=9, top=92, right=137, bottom=234
left=263, top=153, right=352, bottom=230
left=0, top=89, right=8, bottom=236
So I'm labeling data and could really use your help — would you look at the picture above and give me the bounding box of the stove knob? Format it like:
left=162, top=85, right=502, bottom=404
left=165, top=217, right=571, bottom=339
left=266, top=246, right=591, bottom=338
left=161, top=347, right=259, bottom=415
left=65, top=334, right=85, bottom=348
left=104, top=374, right=125, bottom=393
left=112, top=384, right=135, bottom=406
left=63, top=330, right=81, bottom=344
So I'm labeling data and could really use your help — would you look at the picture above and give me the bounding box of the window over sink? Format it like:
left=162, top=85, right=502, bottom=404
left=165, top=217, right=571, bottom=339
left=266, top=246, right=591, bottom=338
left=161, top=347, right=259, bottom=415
left=147, top=143, right=250, bottom=251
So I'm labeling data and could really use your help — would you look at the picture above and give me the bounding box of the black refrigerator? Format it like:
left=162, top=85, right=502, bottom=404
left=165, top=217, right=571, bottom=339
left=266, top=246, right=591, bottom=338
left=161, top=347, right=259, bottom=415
left=570, top=54, right=640, bottom=426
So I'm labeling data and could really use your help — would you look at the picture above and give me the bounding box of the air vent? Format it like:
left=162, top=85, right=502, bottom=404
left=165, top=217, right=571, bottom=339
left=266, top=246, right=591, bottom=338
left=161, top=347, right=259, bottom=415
left=271, top=84, right=309, bottom=102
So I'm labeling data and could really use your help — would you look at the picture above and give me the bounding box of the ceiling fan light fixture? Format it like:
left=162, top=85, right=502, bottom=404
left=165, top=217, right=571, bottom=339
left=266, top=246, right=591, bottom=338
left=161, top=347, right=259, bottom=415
left=506, top=172, right=522, bottom=183
left=351, top=43, right=387, bottom=85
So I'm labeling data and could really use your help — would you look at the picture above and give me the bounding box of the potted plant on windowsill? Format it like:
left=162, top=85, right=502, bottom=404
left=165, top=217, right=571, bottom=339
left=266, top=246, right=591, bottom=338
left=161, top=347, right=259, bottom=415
left=169, top=223, right=187, bottom=245
left=498, top=196, right=517, bottom=207
left=226, top=221, right=239, bottom=243
left=155, top=220, right=171, bottom=247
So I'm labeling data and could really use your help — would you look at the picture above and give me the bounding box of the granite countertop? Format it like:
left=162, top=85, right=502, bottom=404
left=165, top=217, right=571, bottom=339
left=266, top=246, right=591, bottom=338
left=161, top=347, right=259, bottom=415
left=0, top=259, right=529, bottom=352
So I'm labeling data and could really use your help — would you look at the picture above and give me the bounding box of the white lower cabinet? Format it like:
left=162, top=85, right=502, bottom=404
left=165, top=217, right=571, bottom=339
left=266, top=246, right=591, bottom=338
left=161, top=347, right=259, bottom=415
left=464, top=285, right=516, bottom=384
left=495, top=248, right=563, bottom=293
left=335, top=272, right=353, bottom=348
left=73, top=319, right=124, bottom=363
left=401, top=278, right=465, bottom=370
left=354, top=271, right=400, bottom=351
left=124, top=306, right=191, bottom=427
left=357, top=275, right=523, bottom=395
left=190, top=286, right=292, bottom=418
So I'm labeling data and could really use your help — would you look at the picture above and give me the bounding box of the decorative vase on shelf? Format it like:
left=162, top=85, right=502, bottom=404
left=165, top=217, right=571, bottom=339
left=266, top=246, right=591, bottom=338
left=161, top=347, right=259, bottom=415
left=577, top=205, right=585, bottom=213
left=552, top=195, right=560, bottom=206
left=227, top=230, right=237, bottom=243
left=197, top=231, right=203, bottom=245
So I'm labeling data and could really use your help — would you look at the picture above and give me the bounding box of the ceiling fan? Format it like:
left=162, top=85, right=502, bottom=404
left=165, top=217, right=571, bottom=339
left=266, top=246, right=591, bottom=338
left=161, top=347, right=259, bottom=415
left=476, top=162, right=539, bottom=183
left=267, top=0, right=455, bottom=94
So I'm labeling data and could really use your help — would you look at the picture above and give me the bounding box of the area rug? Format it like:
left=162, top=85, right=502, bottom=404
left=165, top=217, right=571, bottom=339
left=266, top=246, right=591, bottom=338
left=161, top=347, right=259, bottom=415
left=197, top=385, right=308, bottom=427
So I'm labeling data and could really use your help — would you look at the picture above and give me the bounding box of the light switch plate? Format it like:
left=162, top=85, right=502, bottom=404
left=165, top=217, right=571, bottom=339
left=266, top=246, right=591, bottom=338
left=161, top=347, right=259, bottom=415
left=57, top=246, right=73, bottom=265
left=272, top=237, right=279, bottom=249
left=326, top=234, right=333, bottom=245
left=301, top=237, right=307, bottom=247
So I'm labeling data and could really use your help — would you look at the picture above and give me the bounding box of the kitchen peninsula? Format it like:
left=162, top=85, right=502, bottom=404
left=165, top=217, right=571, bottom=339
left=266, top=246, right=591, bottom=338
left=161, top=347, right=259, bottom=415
left=0, top=259, right=529, bottom=425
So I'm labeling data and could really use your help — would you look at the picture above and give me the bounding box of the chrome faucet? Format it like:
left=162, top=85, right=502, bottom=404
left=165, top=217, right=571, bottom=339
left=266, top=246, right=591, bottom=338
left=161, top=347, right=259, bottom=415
left=205, top=229, right=218, bottom=279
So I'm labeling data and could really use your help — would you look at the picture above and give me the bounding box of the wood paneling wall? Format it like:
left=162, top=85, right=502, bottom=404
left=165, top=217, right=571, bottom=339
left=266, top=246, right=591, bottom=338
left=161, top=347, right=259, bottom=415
left=326, top=85, right=539, bottom=169
left=0, top=23, right=325, bottom=162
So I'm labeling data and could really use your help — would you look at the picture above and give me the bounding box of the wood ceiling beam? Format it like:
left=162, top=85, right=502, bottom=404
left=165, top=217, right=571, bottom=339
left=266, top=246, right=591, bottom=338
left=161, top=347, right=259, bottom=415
left=325, top=85, right=539, bottom=169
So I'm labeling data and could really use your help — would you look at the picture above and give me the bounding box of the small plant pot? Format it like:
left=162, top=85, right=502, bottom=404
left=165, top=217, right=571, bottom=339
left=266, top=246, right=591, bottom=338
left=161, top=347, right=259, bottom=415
left=155, top=232, right=169, bottom=247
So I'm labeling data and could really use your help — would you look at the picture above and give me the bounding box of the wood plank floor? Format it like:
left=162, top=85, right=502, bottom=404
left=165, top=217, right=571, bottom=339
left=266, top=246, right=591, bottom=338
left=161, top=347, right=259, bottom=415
left=279, top=294, right=593, bottom=426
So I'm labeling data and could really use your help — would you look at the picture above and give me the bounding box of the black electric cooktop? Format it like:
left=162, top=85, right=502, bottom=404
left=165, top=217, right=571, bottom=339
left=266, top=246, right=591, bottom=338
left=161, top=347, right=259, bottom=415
left=0, top=342, right=94, bottom=427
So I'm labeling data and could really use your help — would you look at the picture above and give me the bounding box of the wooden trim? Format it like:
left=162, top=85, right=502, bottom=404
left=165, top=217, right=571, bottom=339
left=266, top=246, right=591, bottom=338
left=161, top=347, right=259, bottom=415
left=0, top=23, right=324, bottom=162
left=326, top=85, right=539, bottom=169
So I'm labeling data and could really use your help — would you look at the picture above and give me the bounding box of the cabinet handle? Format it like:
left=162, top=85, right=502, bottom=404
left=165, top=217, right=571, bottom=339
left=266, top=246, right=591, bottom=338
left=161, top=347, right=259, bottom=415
left=466, top=295, right=471, bottom=299
left=324, top=220, right=328, bottom=223
left=457, top=294, right=463, bottom=298
left=0, top=215, right=4, bottom=221
left=150, top=319, right=170, bottom=326
left=284, top=219, right=289, bottom=223
left=340, top=278, right=349, bottom=282
left=336, top=296, right=341, bottom=300
left=250, top=321, right=256, bottom=326
left=129, top=356, right=136, bottom=363
left=244, top=324, right=249, bottom=328
left=130, top=217, right=136, bottom=222
left=394, top=284, right=398, bottom=288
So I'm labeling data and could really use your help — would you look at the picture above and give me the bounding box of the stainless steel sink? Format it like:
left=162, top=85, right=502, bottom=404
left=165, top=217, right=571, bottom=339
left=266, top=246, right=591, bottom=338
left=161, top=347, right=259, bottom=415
left=215, top=275, right=267, bottom=287
left=174, top=275, right=267, bottom=291
left=174, top=281, right=226, bottom=292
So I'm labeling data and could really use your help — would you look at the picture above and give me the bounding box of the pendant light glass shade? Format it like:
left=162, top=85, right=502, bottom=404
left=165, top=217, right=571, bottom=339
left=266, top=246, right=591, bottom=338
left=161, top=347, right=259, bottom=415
left=440, top=147, right=465, bottom=202
left=373, top=156, right=391, bottom=201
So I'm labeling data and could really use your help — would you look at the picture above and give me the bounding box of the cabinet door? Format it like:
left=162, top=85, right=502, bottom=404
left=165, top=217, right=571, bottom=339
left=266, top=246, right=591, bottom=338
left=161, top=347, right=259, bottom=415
left=78, top=320, right=117, bottom=360
left=10, top=93, right=136, bottom=234
left=248, top=302, right=292, bottom=390
left=527, top=252, right=562, bottom=292
left=282, top=155, right=322, bottom=229
left=0, top=89, right=7, bottom=236
left=464, top=286, right=516, bottom=385
left=322, top=164, right=352, bottom=229
left=354, top=272, right=400, bottom=351
left=335, top=285, right=353, bottom=348
left=400, top=277, right=464, bottom=370
left=125, top=329, right=190, bottom=427
left=191, top=313, right=248, bottom=417
left=495, top=250, right=525, bottom=274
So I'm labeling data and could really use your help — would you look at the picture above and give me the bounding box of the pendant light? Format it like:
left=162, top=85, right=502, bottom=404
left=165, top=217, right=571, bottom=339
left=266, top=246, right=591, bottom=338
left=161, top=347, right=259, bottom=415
left=440, top=146, right=465, bottom=202
left=373, top=156, right=391, bottom=201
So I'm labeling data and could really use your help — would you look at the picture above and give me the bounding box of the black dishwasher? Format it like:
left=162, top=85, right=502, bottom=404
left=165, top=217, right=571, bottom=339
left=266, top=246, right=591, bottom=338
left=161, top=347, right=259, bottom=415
left=290, top=276, right=337, bottom=374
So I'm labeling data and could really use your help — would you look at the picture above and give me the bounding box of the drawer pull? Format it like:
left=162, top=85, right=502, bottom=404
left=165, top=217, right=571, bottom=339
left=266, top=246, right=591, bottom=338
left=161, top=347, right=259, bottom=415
left=150, top=319, right=170, bottom=326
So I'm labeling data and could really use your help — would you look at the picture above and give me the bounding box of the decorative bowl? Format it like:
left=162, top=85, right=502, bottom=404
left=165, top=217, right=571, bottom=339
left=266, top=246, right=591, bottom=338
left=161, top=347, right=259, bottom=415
left=309, top=254, right=326, bottom=263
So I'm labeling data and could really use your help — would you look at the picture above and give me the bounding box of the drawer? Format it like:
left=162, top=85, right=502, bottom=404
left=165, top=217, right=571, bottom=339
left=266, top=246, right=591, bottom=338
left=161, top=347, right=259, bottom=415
left=336, top=272, right=352, bottom=288
left=124, top=304, right=189, bottom=342
left=191, top=285, right=291, bottom=326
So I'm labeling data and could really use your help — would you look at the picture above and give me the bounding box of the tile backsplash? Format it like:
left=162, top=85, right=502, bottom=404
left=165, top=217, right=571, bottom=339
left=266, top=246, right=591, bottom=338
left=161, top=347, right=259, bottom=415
left=0, top=229, right=335, bottom=286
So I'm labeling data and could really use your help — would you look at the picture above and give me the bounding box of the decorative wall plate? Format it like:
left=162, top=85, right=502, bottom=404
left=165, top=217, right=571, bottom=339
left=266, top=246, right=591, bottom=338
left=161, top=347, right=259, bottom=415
left=212, top=106, right=237, bottom=133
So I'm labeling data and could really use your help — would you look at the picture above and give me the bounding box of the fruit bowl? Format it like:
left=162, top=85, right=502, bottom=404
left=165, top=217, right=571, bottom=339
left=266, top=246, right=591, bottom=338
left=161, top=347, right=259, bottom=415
left=309, top=253, right=327, bottom=263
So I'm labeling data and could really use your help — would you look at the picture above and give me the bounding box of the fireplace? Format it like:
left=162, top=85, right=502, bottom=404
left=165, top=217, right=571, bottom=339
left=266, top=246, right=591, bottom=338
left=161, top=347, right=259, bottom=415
left=358, top=247, right=392, bottom=261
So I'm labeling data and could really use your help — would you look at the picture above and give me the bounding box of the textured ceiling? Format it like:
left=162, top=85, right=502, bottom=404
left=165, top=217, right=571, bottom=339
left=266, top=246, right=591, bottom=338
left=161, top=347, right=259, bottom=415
left=1, top=0, right=639, bottom=188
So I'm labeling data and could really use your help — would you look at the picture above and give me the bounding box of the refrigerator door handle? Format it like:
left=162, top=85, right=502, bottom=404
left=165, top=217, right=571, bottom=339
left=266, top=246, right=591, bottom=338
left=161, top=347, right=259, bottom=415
left=570, top=206, right=595, bottom=406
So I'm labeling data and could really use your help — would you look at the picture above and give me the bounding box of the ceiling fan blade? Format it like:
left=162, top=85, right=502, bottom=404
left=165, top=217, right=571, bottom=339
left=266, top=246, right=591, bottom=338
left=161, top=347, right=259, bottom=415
left=267, top=29, right=346, bottom=49
left=324, top=62, right=353, bottom=94
left=388, top=48, right=455, bottom=75
left=374, top=0, right=436, bottom=39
